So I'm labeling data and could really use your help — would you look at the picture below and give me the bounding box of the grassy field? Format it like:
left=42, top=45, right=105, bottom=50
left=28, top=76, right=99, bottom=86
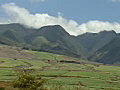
left=0, top=50, right=120, bottom=90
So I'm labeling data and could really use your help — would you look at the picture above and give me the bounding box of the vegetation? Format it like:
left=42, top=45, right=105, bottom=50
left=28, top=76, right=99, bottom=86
left=76, top=30, right=116, bottom=55
left=89, top=35, right=120, bottom=64
left=0, top=24, right=85, bottom=58
left=0, top=48, right=119, bottom=90
left=1, top=23, right=120, bottom=64
left=0, top=23, right=120, bottom=89
left=13, top=69, right=47, bottom=90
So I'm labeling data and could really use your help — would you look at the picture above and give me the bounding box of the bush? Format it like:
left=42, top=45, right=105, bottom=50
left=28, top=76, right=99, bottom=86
left=13, top=69, right=47, bottom=90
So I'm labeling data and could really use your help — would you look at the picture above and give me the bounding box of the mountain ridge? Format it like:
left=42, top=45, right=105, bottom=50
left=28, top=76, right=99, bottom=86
left=76, top=30, right=117, bottom=56
left=0, top=23, right=120, bottom=64
left=0, top=23, right=86, bottom=58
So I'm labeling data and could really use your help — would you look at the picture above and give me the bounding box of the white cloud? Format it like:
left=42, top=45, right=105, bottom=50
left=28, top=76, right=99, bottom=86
left=77, top=21, right=120, bottom=34
left=31, top=0, right=46, bottom=3
left=111, top=0, right=120, bottom=2
left=1, top=3, right=120, bottom=36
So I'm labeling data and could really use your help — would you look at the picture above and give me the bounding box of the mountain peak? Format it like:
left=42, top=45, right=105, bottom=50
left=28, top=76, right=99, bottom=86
left=38, top=25, right=70, bottom=36
left=99, top=30, right=116, bottom=34
left=40, top=25, right=65, bottom=30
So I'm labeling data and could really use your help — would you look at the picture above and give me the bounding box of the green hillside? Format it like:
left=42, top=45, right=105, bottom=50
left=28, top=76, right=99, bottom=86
left=1, top=23, right=120, bottom=64
left=0, top=45, right=120, bottom=90
left=0, top=24, right=86, bottom=58
left=25, top=25, right=86, bottom=58
left=89, top=35, right=120, bottom=64
left=76, top=30, right=117, bottom=56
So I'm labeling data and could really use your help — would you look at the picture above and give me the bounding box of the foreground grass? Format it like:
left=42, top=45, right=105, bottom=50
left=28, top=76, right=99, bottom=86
left=0, top=50, right=120, bottom=90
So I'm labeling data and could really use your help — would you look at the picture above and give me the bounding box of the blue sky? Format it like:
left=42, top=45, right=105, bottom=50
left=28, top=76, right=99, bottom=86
left=0, top=0, right=120, bottom=23
left=0, top=0, right=120, bottom=35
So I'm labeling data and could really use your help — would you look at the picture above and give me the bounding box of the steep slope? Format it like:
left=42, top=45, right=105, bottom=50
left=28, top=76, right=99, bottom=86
left=89, top=35, right=120, bottom=64
left=1, top=23, right=120, bottom=64
left=0, top=24, right=86, bottom=58
left=25, top=25, right=86, bottom=58
left=76, top=30, right=117, bottom=56
left=0, top=23, right=35, bottom=45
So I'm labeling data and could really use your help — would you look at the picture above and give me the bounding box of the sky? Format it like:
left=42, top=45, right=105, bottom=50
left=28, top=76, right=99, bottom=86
left=0, top=0, right=120, bottom=35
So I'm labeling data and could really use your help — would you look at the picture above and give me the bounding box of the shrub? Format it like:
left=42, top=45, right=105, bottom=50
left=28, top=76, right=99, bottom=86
left=13, top=69, right=47, bottom=90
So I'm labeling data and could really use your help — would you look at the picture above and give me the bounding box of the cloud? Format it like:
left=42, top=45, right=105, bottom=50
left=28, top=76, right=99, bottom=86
left=1, top=3, right=81, bottom=35
left=31, top=0, right=47, bottom=3
left=1, top=3, right=120, bottom=36
left=111, top=0, right=120, bottom=2
left=78, top=21, right=120, bottom=34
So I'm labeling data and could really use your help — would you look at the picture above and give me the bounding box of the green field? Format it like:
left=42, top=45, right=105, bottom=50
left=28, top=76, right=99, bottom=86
left=0, top=50, right=120, bottom=90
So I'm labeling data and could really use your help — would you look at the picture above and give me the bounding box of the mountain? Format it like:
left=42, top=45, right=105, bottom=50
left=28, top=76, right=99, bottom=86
left=25, top=25, right=86, bottom=57
left=0, top=23, right=86, bottom=58
left=89, top=35, right=120, bottom=64
left=0, top=23, right=35, bottom=45
left=1, top=23, right=120, bottom=64
left=76, top=30, right=117, bottom=56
